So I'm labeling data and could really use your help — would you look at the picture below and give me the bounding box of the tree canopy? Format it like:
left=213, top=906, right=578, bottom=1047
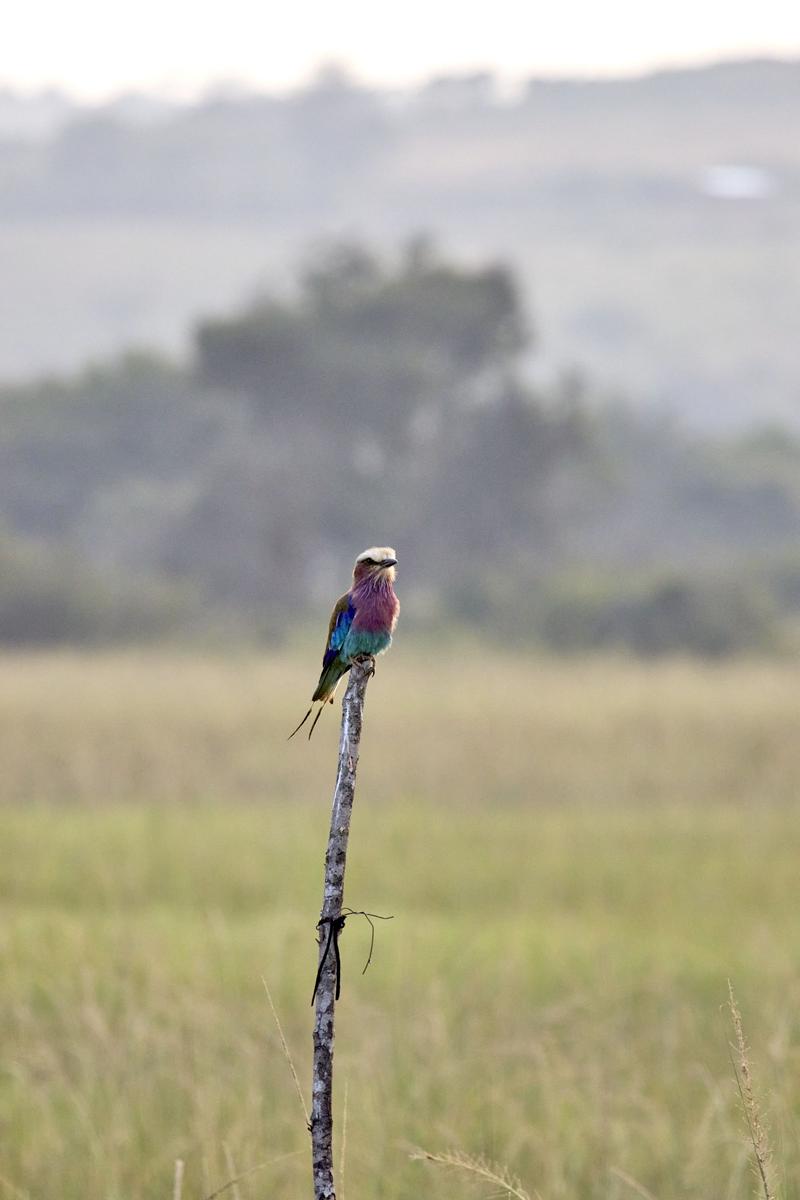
left=1, top=242, right=798, bottom=653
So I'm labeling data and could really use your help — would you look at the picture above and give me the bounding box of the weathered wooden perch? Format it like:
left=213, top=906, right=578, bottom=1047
left=311, top=657, right=372, bottom=1200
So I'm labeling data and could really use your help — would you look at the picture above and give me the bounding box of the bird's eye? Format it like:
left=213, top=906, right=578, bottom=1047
left=362, top=558, right=376, bottom=566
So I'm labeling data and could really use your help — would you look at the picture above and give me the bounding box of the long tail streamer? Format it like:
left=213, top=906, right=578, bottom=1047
left=288, top=703, right=328, bottom=740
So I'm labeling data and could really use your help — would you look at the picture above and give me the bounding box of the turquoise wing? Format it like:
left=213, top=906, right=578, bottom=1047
left=310, top=592, right=356, bottom=703
left=322, top=593, right=355, bottom=669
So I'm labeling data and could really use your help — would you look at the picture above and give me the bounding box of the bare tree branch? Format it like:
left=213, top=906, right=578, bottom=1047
left=311, top=659, right=372, bottom=1200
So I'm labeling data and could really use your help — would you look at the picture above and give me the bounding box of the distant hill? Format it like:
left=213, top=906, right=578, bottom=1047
left=1, top=59, right=798, bottom=428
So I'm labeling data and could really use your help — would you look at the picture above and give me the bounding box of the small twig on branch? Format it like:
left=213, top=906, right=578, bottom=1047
left=351, top=909, right=394, bottom=975
left=311, top=910, right=394, bottom=1005
left=311, top=659, right=372, bottom=1200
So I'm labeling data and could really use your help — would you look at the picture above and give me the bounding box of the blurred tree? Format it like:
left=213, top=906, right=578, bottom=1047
left=1, top=242, right=799, bottom=652
left=0, top=523, right=191, bottom=645
left=195, top=240, right=528, bottom=446
left=193, top=240, right=565, bottom=605
left=539, top=570, right=779, bottom=657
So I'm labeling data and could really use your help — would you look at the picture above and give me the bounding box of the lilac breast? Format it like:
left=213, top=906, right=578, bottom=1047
left=351, top=580, right=399, bottom=634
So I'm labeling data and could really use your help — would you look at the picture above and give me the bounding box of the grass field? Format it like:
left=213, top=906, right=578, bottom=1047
left=2, top=650, right=800, bottom=1200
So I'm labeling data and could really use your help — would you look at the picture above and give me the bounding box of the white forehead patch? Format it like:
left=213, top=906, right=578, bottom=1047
left=356, top=546, right=396, bottom=563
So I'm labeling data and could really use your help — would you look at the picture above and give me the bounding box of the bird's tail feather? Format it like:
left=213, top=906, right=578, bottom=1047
left=289, top=660, right=349, bottom=741
left=287, top=696, right=338, bottom=739
left=312, top=660, right=350, bottom=704
left=307, top=704, right=327, bottom=739
left=287, top=706, right=313, bottom=740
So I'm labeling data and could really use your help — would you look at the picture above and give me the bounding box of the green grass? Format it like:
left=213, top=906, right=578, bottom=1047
left=2, top=651, right=800, bottom=1199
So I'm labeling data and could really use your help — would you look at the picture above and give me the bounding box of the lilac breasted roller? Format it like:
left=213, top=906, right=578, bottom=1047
left=289, top=547, right=400, bottom=740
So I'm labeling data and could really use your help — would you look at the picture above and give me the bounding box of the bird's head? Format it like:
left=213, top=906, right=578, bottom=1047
left=353, top=546, right=398, bottom=585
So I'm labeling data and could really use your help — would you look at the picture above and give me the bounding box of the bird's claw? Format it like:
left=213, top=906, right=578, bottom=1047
left=355, top=654, right=376, bottom=678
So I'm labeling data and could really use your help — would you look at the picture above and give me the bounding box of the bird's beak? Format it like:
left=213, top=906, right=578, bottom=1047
left=381, top=557, right=398, bottom=568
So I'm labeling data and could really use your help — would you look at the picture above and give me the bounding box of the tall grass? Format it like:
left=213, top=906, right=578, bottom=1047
left=1, top=650, right=799, bottom=1199
left=729, top=983, right=778, bottom=1200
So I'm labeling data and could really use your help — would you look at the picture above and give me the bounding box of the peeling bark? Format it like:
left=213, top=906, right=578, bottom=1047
left=311, top=659, right=371, bottom=1200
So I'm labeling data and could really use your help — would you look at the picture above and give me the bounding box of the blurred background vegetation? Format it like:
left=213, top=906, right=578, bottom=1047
left=1, top=225, right=799, bottom=653
left=3, top=63, right=800, bottom=655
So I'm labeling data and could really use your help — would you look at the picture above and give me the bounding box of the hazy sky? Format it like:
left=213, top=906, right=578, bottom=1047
left=7, top=0, right=800, bottom=99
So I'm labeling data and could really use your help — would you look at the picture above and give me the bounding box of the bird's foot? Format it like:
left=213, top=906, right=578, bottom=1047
left=355, top=653, right=376, bottom=678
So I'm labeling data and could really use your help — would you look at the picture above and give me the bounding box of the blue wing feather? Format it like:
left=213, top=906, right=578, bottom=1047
left=323, top=598, right=355, bottom=668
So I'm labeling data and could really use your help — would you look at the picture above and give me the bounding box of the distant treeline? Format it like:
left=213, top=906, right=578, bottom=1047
left=1, top=241, right=799, bottom=654
left=2, top=60, right=799, bottom=424
left=2, top=60, right=796, bottom=219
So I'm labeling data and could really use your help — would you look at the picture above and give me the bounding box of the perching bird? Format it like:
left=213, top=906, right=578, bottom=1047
left=289, top=547, right=400, bottom=740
